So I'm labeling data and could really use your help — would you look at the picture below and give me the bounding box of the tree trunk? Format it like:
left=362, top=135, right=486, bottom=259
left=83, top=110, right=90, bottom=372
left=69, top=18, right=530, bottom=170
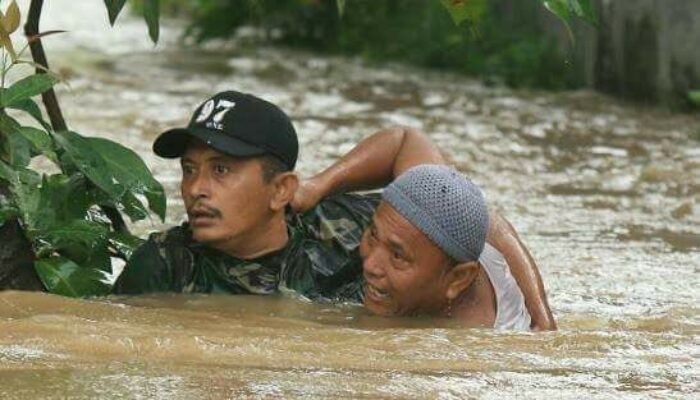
left=0, top=0, right=47, bottom=291
left=0, top=185, right=44, bottom=291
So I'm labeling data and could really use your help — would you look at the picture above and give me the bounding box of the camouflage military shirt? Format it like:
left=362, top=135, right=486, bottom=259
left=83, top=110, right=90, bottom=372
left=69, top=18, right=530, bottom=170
left=112, top=193, right=379, bottom=302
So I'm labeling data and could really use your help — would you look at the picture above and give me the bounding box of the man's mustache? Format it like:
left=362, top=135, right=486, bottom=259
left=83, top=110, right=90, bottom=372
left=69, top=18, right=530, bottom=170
left=187, top=203, right=222, bottom=219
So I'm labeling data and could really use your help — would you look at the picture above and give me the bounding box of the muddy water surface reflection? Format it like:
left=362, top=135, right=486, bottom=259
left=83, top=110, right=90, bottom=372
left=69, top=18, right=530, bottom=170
left=2, top=291, right=695, bottom=399
left=1, top=1, right=698, bottom=398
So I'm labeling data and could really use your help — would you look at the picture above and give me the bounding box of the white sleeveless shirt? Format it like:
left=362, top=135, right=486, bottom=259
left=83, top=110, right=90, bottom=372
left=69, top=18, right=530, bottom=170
left=478, top=243, right=532, bottom=330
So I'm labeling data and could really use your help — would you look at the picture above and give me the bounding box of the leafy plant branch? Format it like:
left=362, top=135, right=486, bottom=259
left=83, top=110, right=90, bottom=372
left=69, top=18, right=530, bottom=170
left=0, top=0, right=165, bottom=296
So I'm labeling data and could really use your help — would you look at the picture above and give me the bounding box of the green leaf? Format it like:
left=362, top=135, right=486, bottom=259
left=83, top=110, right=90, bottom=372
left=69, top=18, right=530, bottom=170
left=0, top=159, right=15, bottom=182
left=143, top=0, right=160, bottom=44
left=2, top=131, right=30, bottom=167
left=88, top=137, right=166, bottom=221
left=543, top=0, right=573, bottom=40
left=34, top=219, right=108, bottom=252
left=103, top=0, right=128, bottom=26
left=336, top=0, right=346, bottom=17
left=18, top=126, right=58, bottom=162
left=119, top=190, right=149, bottom=222
left=0, top=115, right=31, bottom=167
left=543, top=0, right=571, bottom=21
left=108, top=231, right=145, bottom=260
left=542, top=0, right=597, bottom=40
left=0, top=111, right=34, bottom=167
left=0, top=170, right=99, bottom=267
left=8, top=173, right=64, bottom=234
left=53, top=132, right=165, bottom=222
left=0, top=111, right=55, bottom=162
left=689, top=90, right=700, bottom=107
left=0, top=161, right=43, bottom=230
left=33, top=219, right=111, bottom=271
left=87, top=186, right=147, bottom=224
left=9, top=171, right=115, bottom=292
left=15, top=173, right=101, bottom=272
left=39, top=174, right=92, bottom=228
left=53, top=130, right=124, bottom=200
left=571, top=0, right=597, bottom=26
left=5, top=96, right=51, bottom=130
left=440, top=0, right=487, bottom=26
left=0, top=74, right=60, bottom=108
left=34, top=256, right=110, bottom=297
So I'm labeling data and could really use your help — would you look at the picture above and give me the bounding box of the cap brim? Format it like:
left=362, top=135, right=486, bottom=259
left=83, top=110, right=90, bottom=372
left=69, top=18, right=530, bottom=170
left=153, top=126, right=267, bottom=159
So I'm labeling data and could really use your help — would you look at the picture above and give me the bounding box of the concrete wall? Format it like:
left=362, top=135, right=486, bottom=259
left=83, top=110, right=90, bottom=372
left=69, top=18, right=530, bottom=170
left=595, top=0, right=700, bottom=104
left=543, top=0, right=700, bottom=106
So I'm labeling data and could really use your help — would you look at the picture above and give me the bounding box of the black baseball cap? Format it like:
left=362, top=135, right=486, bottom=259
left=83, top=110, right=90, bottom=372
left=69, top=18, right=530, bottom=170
left=153, top=91, right=298, bottom=169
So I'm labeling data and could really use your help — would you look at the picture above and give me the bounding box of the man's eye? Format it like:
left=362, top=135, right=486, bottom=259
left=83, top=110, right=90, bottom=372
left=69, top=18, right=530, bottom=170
left=213, top=164, right=229, bottom=175
left=391, top=250, right=404, bottom=262
left=182, top=165, right=195, bottom=175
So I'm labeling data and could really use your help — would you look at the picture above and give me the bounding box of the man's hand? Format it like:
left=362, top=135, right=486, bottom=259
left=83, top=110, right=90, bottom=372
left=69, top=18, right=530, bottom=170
left=290, top=178, right=325, bottom=213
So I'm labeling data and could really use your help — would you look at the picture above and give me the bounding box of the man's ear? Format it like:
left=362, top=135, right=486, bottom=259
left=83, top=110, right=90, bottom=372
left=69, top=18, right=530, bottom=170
left=269, top=172, right=299, bottom=211
left=444, top=261, right=479, bottom=301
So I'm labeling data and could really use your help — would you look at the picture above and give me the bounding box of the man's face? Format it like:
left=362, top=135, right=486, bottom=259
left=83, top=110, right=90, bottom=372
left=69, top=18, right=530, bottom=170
left=180, top=140, right=275, bottom=253
left=360, top=201, right=454, bottom=317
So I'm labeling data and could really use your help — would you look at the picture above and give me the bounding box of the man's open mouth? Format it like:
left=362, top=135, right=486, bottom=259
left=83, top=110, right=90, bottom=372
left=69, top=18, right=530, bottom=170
left=364, top=281, right=389, bottom=301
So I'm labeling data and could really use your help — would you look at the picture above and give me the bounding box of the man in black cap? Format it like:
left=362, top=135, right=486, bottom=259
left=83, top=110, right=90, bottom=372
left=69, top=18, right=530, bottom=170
left=113, top=91, right=379, bottom=301
left=114, top=91, right=555, bottom=330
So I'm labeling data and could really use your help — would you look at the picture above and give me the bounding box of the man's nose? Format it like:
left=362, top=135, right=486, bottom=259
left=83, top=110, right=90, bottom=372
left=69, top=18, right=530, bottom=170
left=185, top=170, right=211, bottom=199
left=362, top=247, right=387, bottom=279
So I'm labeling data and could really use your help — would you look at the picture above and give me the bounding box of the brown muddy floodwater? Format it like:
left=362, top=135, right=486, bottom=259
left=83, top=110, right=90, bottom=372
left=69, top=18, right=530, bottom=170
left=1, top=1, right=699, bottom=399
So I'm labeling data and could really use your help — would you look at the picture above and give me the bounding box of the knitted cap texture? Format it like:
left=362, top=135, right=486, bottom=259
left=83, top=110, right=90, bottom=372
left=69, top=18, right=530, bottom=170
left=382, top=165, right=489, bottom=262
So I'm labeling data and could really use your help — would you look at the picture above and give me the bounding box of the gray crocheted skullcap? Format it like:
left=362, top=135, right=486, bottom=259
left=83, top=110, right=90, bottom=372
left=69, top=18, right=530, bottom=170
left=382, top=164, right=489, bottom=262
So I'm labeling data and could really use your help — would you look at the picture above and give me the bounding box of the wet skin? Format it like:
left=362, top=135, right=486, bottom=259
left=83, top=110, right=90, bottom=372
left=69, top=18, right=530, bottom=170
left=360, top=201, right=459, bottom=317
left=180, top=141, right=281, bottom=258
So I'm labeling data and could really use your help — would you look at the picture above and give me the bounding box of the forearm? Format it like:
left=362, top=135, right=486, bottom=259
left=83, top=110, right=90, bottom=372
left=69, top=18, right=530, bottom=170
left=487, top=212, right=557, bottom=331
left=309, top=126, right=446, bottom=198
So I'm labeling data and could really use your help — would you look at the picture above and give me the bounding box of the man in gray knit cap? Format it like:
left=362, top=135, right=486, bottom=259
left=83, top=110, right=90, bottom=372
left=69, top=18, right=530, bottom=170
left=362, top=164, right=530, bottom=328
left=293, top=126, right=555, bottom=330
